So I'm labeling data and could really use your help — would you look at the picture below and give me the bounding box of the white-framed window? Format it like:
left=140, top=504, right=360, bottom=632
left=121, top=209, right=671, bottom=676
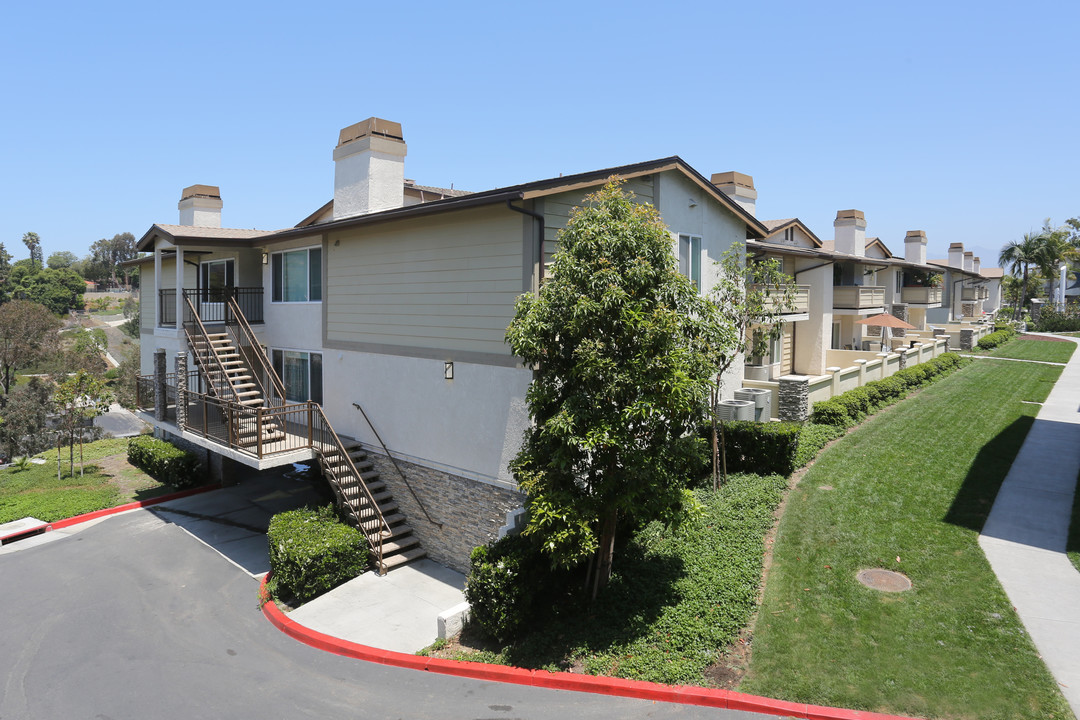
left=271, top=348, right=323, bottom=404
left=200, top=258, right=234, bottom=302
left=678, top=234, right=702, bottom=291
left=271, top=247, right=322, bottom=303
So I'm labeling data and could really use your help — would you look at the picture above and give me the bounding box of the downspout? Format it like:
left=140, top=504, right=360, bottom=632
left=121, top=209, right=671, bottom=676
left=506, top=199, right=546, bottom=287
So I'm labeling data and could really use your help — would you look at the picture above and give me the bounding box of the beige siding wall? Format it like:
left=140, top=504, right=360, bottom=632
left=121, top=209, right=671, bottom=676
left=325, top=205, right=526, bottom=357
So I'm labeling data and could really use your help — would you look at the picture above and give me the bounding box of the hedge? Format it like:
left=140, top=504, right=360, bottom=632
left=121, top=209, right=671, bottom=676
left=127, top=435, right=202, bottom=488
left=977, top=326, right=1017, bottom=350
left=267, top=505, right=368, bottom=604
left=1034, top=307, right=1080, bottom=333
left=810, top=352, right=967, bottom=428
left=718, top=421, right=802, bottom=477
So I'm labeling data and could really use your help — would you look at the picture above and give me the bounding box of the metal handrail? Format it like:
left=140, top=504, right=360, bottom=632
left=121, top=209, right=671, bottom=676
left=225, top=296, right=287, bottom=407
left=352, top=401, right=442, bottom=528
left=311, top=403, right=391, bottom=573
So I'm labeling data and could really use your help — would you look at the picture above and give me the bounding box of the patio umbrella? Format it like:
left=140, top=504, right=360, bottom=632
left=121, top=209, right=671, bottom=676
left=856, top=313, right=916, bottom=350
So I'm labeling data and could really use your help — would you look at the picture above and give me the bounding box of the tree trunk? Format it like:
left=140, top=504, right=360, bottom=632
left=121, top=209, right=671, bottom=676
left=591, top=508, right=618, bottom=601
left=720, top=419, right=728, bottom=486
left=710, top=379, right=719, bottom=490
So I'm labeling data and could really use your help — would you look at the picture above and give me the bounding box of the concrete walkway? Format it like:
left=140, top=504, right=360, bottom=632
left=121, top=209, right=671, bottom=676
left=979, top=333, right=1080, bottom=716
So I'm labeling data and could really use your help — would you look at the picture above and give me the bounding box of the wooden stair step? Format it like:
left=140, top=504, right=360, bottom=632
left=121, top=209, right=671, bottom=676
left=380, top=535, right=421, bottom=554
left=382, top=547, right=427, bottom=570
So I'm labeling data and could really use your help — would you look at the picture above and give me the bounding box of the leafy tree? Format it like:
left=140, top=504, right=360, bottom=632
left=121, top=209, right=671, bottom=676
left=90, top=232, right=137, bottom=286
left=112, top=347, right=140, bottom=408
left=0, top=242, right=11, bottom=303
left=52, top=328, right=108, bottom=379
left=47, top=250, right=79, bottom=270
left=54, top=370, right=111, bottom=476
left=999, top=232, right=1044, bottom=320
left=10, top=265, right=86, bottom=314
left=0, top=377, right=53, bottom=459
left=21, top=232, right=41, bottom=271
left=707, top=247, right=797, bottom=485
left=0, top=300, right=61, bottom=393
left=505, top=179, right=737, bottom=598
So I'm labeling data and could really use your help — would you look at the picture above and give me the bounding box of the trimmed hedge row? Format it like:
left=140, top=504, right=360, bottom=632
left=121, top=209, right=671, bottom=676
left=708, top=421, right=847, bottom=478
left=810, top=352, right=967, bottom=428
left=267, top=505, right=368, bottom=604
left=977, top=326, right=1017, bottom=350
left=127, top=435, right=202, bottom=488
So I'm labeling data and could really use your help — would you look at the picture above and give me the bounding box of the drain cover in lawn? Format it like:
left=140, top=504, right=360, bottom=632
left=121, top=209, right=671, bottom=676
left=857, top=568, right=912, bottom=592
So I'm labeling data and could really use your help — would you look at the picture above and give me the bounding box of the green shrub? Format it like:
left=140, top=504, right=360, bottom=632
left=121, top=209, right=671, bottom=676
left=267, top=505, right=368, bottom=603
left=977, top=328, right=1017, bottom=350
left=466, top=532, right=563, bottom=644
left=794, top=423, right=845, bottom=468
left=1034, top=307, right=1080, bottom=333
left=810, top=398, right=853, bottom=428
left=104, top=368, right=120, bottom=380
left=126, top=435, right=202, bottom=488
left=717, top=421, right=802, bottom=476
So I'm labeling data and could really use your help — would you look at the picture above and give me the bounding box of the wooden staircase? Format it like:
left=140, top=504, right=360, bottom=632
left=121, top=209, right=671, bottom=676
left=182, top=296, right=424, bottom=573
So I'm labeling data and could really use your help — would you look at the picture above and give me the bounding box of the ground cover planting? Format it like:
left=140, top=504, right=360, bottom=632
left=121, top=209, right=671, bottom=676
left=0, top=437, right=175, bottom=524
left=741, top=359, right=1072, bottom=719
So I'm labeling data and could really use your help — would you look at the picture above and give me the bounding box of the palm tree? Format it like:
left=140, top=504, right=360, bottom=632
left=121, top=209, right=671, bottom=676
left=1034, top=220, right=1077, bottom=306
left=999, top=232, right=1044, bottom=319
left=20, top=232, right=40, bottom=271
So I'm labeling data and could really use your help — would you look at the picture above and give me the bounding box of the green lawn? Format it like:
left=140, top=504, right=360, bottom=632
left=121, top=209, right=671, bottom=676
left=0, top=437, right=172, bottom=524
left=980, top=337, right=1077, bottom=364
left=741, top=361, right=1072, bottom=719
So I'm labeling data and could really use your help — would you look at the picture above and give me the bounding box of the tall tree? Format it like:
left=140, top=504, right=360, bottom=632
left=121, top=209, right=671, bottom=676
left=21, top=232, right=41, bottom=271
left=0, top=300, right=61, bottom=393
left=0, top=377, right=52, bottom=459
left=47, top=250, right=79, bottom=270
left=505, top=179, right=737, bottom=598
left=999, top=232, right=1044, bottom=319
left=90, top=232, right=137, bottom=286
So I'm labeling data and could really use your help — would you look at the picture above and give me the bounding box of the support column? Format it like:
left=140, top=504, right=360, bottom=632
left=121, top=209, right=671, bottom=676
left=855, top=359, right=867, bottom=385
left=898, top=349, right=907, bottom=370
left=876, top=353, right=890, bottom=379
left=175, top=352, right=188, bottom=428
left=175, top=246, right=185, bottom=329
left=778, top=376, right=810, bottom=422
left=960, top=329, right=974, bottom=351
left=154, top=248, right=162, bottom=328
left=827, top=366, right=842, bottom=397
left=154, top=348, right=166, bottom=422
left=890, top=304, right=909, bottom=337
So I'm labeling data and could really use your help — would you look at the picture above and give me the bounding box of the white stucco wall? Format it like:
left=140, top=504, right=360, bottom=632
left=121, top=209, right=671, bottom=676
left=321, top=350, right=532, bottom=486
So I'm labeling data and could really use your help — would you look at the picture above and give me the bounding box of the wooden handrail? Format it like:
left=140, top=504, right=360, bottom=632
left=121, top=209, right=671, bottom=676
left=183, top=296, right=244, bottom=406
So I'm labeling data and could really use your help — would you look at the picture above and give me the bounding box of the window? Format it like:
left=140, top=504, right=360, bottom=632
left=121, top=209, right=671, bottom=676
left=678, top=234, right=701, bottom=291
left=271, top=247, right=322, bottom=302
left=831, top=322, right=841, bottom=350
left=200, top=259, right=234, bottom=302
left=271, top=349, right=323, bottom=404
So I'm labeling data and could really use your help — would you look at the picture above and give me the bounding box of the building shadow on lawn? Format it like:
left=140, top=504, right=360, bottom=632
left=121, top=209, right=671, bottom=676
left=943, top=416, right=1033, bottom=533
left=500, top=547, right=686, bottom=670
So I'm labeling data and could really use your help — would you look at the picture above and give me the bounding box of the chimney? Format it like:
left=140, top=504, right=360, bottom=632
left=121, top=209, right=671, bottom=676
left=178, top=185, right=222, bottom=227
left=964, top=251, right=974, bottom=273
left=833, top=209, right=867, bottom=256
left=948, top=243, right=964, bottom=269
left=973, top=256, right=981, bottom=274
left=904, top=230, right=927, bottom=265
left=333, top=118, right=407, bottom=220
left=711, top=171, right=757, bottom=217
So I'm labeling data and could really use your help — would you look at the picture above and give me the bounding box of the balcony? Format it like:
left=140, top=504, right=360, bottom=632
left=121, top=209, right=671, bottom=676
left=901, top=286, right=943, bottom=305
left=158, top=287, right=264, bottom=327
left=753, top=283, right=811, bottom=314
left=833, top=285, right=885, bottom=309
left=961, top=287, right=989, bottom=301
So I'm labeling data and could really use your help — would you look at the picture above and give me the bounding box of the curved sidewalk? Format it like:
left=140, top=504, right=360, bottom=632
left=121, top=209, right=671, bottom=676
left=979, top=334, right=1080, bottom=716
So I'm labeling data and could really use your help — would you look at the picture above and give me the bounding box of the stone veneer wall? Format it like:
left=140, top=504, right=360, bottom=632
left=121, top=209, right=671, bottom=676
left=778, top=376, right=810, bottom=421
left=366, top=452, right=524, bottom=574
left=890, top=304, right=908, bottom=337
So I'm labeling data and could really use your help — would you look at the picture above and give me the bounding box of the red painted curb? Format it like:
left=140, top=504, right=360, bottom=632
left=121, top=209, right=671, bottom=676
left=258, top=575, right=922, bottom=720
left=47, top=483, right=223, bottom=530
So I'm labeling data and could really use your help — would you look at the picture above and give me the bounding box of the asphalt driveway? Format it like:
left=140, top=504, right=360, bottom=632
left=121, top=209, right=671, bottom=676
left=0, top=502, right=768, bottom=719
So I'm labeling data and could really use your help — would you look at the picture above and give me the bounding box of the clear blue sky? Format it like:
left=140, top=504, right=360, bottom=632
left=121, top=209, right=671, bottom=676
left=2, top=0, right=1077, bottom=270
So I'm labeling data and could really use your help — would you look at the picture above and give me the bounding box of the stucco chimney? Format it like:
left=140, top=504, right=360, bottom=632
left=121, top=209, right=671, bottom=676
left=711, top=171, right=757, bottom=217
left=973, top=257, right=981, bottom=274
left=904, top=230, right=927, bottom=265
left=333, top=118, right=406, bottom=220
left=948, top=243, right=964, bottom=269
left=178, top=185, right=222, bottom=227
left=833, top=209, right=867, bottom=256
left=964, top=251, right=974, bottom=273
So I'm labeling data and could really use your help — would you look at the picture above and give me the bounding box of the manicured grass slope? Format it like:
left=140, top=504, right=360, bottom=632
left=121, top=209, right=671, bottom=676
left=983, top=337, right=1077, bottom=364
left=742, top=361, right=1072, bottom=719
left=0, top=438, right=166, bottom=524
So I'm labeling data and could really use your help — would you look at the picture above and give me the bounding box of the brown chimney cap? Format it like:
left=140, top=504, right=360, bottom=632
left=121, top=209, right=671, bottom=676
left=835, top=209, right=865, bottom=221
left=337, top=117, right=404, bottom=148
left=948, top=243, right=965, bottom=249
left=180, top=184, right=221, bottom=201
left=964, top=251, right=974, bottom=257
left=711, top=171, right=754, bottom=189
left=905, top=230, right=927, bottom=238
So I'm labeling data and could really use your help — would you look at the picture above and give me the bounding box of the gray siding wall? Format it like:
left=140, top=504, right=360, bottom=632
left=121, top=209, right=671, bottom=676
left=324, top=205, right=527, bottom=358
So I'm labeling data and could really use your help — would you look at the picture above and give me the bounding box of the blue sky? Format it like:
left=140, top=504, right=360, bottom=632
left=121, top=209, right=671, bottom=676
left=2, top=0, right=1077, bottom=270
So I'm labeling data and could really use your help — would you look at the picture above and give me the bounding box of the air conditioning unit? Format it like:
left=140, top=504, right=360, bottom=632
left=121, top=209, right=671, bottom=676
left=735, top=388, right=771, bottom=422
left=716, top=399, right=755, bottom=422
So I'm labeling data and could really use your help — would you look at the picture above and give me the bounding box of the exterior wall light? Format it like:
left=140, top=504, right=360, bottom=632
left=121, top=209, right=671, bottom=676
left=444, top=361, right=454, bottom=380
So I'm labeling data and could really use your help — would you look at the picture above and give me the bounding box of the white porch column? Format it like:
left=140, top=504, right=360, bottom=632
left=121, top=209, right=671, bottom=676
left=154, top=247, right=162, bottom=327
left=175, top=246, right=185, bottom=329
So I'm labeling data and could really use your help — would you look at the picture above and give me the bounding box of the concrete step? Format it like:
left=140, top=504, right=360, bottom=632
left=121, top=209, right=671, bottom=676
left=382, top=546, right=426, bottom=570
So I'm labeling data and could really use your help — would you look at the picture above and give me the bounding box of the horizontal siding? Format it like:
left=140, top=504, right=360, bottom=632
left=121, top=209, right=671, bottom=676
left=542, top=177, right=655, bottom=271
left=325, top=205, right=524, bottom=355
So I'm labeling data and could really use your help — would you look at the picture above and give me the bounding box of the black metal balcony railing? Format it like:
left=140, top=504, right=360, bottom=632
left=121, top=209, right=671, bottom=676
left=157, top=287, right=263, bottom=327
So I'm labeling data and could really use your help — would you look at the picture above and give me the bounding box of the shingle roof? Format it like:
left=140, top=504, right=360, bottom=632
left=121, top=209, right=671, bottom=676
left=151, top=224, right=279, bottom=240
left=762, top=218, right=796, bottom=231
